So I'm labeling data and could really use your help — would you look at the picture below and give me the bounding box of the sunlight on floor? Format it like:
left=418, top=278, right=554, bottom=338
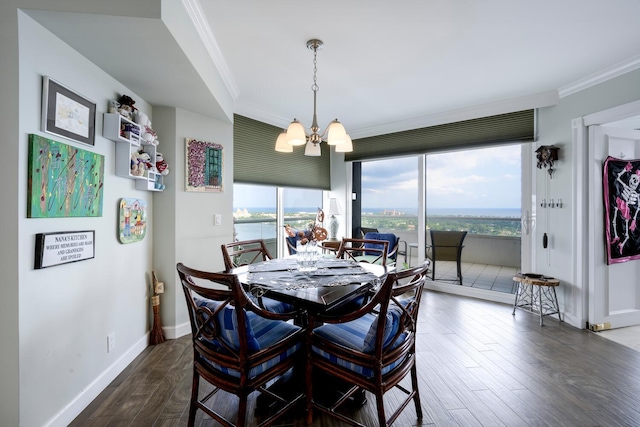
left=596, top=325, right=640, bottom=353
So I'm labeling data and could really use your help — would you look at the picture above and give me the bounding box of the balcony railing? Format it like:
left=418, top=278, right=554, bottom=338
left=234, top=215, right=521, bottom=268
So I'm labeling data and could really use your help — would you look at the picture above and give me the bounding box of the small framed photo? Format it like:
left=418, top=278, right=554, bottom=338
left=41, top=76, right=96, bottom=146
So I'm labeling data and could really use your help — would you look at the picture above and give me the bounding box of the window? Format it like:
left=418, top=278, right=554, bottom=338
left=425, top=145, right=521, bottom=236
left=360, top=157, right=419, bottom=241
left=233, top=184, right=323, bottom=257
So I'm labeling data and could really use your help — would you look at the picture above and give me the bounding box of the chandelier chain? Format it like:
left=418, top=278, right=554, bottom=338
left=312, top=45, right=319, bottom=93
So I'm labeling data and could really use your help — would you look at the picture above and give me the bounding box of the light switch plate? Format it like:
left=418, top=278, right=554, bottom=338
left=214, top=214, right=222, bottom=226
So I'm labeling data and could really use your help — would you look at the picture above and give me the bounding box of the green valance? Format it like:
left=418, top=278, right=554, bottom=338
left=233, top=115, right=330, bottom=190
left=346, top=110, right=536, bottom=161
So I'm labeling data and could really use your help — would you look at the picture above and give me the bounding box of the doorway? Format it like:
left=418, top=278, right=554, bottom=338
left=583, top=100, right=640, bottom=330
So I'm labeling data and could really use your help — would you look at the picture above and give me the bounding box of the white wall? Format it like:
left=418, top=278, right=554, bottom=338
left=152, top=107, right=233, bottom=338
left=0, top=2, right=21, bottom=426
left=1, top=3, right=235, bottom=425
left=536, top=69, right=640, bottom=328
left=17, top=12, right=156, bottom=426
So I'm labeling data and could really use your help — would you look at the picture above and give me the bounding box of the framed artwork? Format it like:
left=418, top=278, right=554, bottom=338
left=185, top=138, right=223, bottom=192
left=603, top=156, right=640, bottom=264
left=27, top=134, right=104, bottom=218
left=118, top=198, right=147, bottom=244
left=41, top=76, right=96, bottom=146
left=34, top=230, right=95, bottom=269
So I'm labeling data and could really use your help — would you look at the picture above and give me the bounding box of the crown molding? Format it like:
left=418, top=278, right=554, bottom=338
left=182, top=0, right=240, bottom=99
left=234, top=100, right=293, bottom=129
left=558, top=54, right=640, bottom=99
left=236, top=92, right=559, bottom=139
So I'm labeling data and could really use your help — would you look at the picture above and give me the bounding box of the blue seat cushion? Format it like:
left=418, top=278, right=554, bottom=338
left=194, top=296, right=302, bottom=378
left=251, top=296, right=294, bottom=314
left=311, top=309, right=407, bottom=378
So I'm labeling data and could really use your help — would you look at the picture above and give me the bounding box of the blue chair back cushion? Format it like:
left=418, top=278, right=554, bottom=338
left=363, top=232, right=399, bottom=259
left=311, top=308, right=407, bottom=378
left=286, top=236, right=298, bottom=254
left=194, top=296, right=301, bottom=378
left=195, top=296, right=260, bottom=352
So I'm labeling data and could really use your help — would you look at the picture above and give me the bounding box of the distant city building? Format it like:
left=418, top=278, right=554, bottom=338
left=234, top=208, right=250, bottom=219
left=381, top=209, right=405, bottom=216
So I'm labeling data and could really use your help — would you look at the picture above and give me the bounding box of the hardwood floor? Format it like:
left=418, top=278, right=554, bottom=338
left=70, top=291, right=640, bottom=426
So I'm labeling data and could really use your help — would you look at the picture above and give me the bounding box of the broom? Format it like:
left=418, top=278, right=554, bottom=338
left=150, top=271, right=165, bottom=345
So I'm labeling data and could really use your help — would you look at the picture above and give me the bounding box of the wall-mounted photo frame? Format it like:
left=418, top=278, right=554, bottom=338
left=41, top=76, right=96, bottom=146
left=185, top=138, right=223, bottom=192
left=34, top=230, right=95, bottom=269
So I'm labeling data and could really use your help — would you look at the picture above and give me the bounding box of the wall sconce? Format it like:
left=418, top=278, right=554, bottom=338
left=535, top=145, right=559, bottom=178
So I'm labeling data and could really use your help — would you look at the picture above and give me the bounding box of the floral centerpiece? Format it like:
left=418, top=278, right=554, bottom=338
left=285, top=209, right=327, bottom=272
left=284, top=208, right=328, bottom=245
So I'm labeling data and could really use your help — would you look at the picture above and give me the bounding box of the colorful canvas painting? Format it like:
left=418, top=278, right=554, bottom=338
left=27, top=134, right=104, bottom=218
left=185, top=138, right=223, bottom=192
left=118, top=198, right=147, bottom=244
left=603, top=156, right=640, bottom=264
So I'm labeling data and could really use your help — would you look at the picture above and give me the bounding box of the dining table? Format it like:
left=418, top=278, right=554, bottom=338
left=232, top=257, right=390, bottom=315
left=232, top=256, right=391, bottom=413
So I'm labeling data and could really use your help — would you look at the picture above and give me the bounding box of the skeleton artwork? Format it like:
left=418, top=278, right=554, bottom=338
left=611, top=163, right=640, bottom=252
left=604, top=157, right=640, bottom=264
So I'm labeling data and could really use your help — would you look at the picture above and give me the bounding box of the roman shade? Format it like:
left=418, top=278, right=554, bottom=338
left=234, top=115, right=330, bottom=190
left=346, top=109, right=536, bottom=161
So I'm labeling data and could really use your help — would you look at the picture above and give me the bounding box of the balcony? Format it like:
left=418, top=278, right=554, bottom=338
left=234, top=215, right=520, bottom=304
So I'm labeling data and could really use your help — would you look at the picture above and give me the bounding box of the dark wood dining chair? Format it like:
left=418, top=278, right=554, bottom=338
left=362, top=231, right=400, bottom=263
left=305, top=260, right=430, bottom=427
left=221, top=239, right=274, bottom=271
left=428, top=230, right=467, bottom=284
left=336, top=238, right=389, bottom=266
left=177, top=262, right=305, bottom=427
left=221, top=239, right=294, bottom=314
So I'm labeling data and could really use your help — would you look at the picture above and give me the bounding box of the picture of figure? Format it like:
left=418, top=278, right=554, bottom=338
left=604, top=157, right=640, bottom=264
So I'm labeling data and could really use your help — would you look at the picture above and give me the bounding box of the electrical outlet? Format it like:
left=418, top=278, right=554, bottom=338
left=107, top=333, right=116, bottom=353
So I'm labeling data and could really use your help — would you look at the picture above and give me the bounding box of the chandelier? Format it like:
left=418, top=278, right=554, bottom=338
left=275, top=39, right=353, bottom=156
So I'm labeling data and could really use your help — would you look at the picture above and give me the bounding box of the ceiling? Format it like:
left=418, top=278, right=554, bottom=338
left=26, top=1, right=640, bottom=139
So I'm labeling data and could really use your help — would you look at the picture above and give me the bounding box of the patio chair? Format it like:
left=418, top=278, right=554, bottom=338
left=305, top=260, right=430, bottom=426
left=177, top=263, right=305, bottom=427
left=428, top=230, right=467, bottom=284
left=357, top=226, right=379, bottom=238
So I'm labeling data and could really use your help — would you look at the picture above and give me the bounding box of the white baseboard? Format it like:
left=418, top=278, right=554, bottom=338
left=163, top=321, right=191, bottom=339
left=43, top=333, right=149, bottom=427
left=425, top=281, right=516, bottom=305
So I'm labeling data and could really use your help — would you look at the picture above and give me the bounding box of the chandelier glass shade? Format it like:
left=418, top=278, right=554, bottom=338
left=274, top=39, right=352, bottom=156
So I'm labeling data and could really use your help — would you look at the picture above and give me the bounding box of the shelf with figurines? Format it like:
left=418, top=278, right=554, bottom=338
left=104, top=94, right=170, bottom=190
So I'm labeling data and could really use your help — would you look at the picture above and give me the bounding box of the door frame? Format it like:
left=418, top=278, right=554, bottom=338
left=576, top=99, right=640, bottom=329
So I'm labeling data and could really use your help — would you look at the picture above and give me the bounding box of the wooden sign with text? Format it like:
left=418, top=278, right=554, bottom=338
left=35, top=230, right=95, bottom=269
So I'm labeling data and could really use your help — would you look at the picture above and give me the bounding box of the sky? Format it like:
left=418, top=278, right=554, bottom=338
left=234, top=144, right=522, bottom=209
left=362, top=144, right=522, bottom=209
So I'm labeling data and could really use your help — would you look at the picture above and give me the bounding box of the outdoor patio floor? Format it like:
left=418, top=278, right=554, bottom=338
left=421, top=260, right=519, bottom=294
